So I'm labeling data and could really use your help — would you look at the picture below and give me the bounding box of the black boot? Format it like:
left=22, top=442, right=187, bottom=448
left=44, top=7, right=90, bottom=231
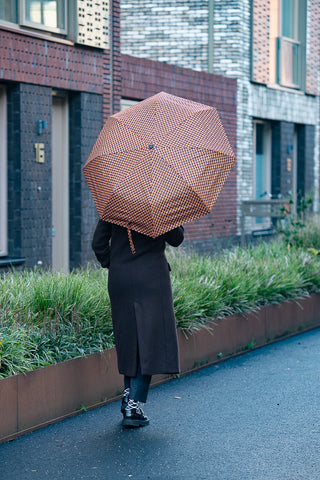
left=121, top=388, right=130, bottom=415
left=121, top=399, right=149, bottom=428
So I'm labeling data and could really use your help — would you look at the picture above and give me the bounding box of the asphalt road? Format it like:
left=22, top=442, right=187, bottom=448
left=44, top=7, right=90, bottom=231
left=1, top=328, right=320, bottom=480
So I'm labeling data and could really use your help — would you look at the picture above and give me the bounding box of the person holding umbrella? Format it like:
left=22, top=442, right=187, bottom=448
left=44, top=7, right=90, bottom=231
left=92, top=221, right=184, bottom=428
left=84, top=91, right=235, bottom=428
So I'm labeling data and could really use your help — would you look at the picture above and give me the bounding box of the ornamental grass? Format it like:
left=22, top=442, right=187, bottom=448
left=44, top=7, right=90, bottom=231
left=1, top=217, right=320, bottom=378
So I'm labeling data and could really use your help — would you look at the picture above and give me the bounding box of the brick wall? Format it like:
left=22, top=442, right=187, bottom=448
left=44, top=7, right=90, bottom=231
left=121, top=54, right=237, bottom=243
left=0, top=0, right=123, bottom=267
left=271, top=122, right=281, bottom=197
left=0, top=29, right=105, bottom=94
left=7, top=83, right=52, bottom=267
left=121, top=1, right=208, bottom=72
left=121, top=0, right=320, bottom=231
left=69, top=92, right=102, bottom=269
left=7, top=84, right=22, bottom=258
left=297, top=124, right=315, bottom=199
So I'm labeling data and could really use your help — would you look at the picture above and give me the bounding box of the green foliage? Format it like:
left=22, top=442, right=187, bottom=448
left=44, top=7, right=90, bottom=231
left=0, top=266, right=114, bottom=378
left=169, top=240, right=320, bottom=333
left=277, top=197, right=313, bottom=248
left=1, top=229, right=320, bottom=378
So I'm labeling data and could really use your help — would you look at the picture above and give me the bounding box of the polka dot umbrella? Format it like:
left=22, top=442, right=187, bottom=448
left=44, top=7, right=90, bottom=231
left=83, top=91, right=236, bottom=238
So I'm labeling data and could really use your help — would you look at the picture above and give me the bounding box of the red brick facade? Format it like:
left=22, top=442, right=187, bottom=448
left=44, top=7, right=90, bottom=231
left=0, top=29, right=105, bottom=94
left=121, top=54, right=237, bottom=243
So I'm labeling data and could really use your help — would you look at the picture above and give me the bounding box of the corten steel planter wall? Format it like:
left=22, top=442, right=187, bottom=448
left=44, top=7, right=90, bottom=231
left=1, top=294, right=320, bottom=443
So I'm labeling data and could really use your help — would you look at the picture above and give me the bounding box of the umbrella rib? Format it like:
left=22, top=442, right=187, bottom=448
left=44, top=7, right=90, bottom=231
left=112, top=117, right=152, bottom=148
left=151, top=159, right=209, bottom=211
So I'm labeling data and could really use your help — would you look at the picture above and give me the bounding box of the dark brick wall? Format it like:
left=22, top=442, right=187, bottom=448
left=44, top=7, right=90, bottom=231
left=297, top=124, right=315, bottom=200
left=1, top=0, right=123, bottom=268
left=303, top=125, right=315, bottom=196
left=121, top=54, right=237, bottom=242
left=7, top=83, right=52, bottom=267
left=69, top=92, right=103, bottom=269
left=272, top=121, right=315, bottom=204
left=7, top=84, right=22, bottom=258
left=271, top=122, right=281, bottom=197
left=271, top=121, right=295, bottom=199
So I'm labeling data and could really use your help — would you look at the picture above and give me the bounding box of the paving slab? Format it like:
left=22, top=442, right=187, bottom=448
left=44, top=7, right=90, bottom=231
left=1, top=328, right=320, bottom=480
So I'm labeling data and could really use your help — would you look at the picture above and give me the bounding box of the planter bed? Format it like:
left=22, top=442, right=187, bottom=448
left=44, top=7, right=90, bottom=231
left=1, top=293, right=320, bottom=444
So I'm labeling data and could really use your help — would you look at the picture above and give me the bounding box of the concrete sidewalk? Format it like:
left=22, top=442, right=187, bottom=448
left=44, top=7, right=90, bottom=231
left=1, top=328, right=320, bottom=480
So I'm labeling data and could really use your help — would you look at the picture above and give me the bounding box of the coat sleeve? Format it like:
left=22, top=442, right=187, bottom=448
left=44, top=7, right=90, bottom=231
left=92, top=220, right=112, bottom=268
left=164, top=226, right=184, bottom=247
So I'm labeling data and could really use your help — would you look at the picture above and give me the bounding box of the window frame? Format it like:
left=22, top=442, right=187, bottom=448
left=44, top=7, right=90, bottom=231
left=18, top=0, right=67, bottom=35
left=276, top=0, right=306, bottom=90
left=0, top=0, right=18, bottom=24
left=0, top=85, right=8, bottom=257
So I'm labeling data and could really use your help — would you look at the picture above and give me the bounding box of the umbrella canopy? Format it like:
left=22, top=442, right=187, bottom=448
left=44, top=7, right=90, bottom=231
left=83, top=91, right=236, bottom=238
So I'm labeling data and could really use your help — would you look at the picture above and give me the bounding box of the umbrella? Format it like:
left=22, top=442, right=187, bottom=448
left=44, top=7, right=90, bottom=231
left=83, top=91, right=236, bottom=238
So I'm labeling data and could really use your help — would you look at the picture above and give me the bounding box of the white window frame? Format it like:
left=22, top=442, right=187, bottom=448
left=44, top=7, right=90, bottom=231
left=19, top=0, right=67, bottom=35
left=0, top=85, right=8, bottom=257
left=120, top=99, right=139, bottom=111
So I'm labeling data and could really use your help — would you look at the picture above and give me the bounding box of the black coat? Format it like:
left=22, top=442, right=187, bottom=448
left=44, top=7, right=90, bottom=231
left=92, top=220, right=184, bottom=376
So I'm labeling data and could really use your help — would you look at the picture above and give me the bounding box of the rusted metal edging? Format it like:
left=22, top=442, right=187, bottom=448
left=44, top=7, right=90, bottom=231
left=1, top=294, right=320, bottom=444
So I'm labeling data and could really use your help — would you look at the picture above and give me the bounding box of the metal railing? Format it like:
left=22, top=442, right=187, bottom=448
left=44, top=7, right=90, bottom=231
left=240, top=199, right=291, bottom=246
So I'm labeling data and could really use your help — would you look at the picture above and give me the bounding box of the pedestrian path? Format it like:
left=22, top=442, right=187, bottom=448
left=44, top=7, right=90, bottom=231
left=1, top=328, right=320, bottom=480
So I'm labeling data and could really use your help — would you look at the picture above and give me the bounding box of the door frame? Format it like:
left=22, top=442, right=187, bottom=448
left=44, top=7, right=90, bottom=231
left=253, top=119, right=272, bottom=229
left=52, top=91, right=69, bottom=272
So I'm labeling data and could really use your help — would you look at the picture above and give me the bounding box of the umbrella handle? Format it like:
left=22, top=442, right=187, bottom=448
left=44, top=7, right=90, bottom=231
left=127, top=228, right=136, bottom=255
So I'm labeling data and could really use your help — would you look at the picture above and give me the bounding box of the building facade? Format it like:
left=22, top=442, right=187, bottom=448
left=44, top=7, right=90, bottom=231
left=121, top=0, right=320, bottom=235
left=0, top=0, right=122, bottom=270
left=0, top=0, right=237, bottom=269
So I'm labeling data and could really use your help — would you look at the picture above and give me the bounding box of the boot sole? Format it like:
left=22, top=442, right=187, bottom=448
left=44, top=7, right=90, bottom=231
left=121, top=418, right=149, bottom=428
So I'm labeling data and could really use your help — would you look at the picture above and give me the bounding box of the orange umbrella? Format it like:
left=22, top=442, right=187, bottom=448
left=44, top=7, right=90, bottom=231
left=83, top=91, right=236, bottom=238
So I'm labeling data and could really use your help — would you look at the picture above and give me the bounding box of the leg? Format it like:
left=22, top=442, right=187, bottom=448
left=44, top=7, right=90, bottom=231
left=130, top=363, right=151, bottom=403
left=121, top=376, right=131, bottom=414
left=122, top=356, right=151, bottom=428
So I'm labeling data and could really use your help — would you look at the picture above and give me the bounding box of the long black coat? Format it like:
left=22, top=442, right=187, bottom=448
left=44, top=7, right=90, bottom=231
left=92, top=220, right=184, bottom=376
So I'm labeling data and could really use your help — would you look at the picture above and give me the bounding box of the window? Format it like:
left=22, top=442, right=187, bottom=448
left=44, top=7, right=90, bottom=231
left=21, top=0, right=67, bottom=33
left=120, top=99, right=139, bottom=111
left=276, top=0, right=306, bottom=89
left=0, top=85, right=8, bottom=257
left=0, top=0, right=66, bottom=33
left=0, top=0, right=17, bottom=23
left=0, top=1, right=110, bottom=48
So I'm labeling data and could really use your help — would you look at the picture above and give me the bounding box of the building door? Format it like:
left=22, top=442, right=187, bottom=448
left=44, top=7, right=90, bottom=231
left=253, top=120, right=271, bottom=227
left=52, top=94, right=69, bottom=272
left=0, top=85, right=7, bottom=257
